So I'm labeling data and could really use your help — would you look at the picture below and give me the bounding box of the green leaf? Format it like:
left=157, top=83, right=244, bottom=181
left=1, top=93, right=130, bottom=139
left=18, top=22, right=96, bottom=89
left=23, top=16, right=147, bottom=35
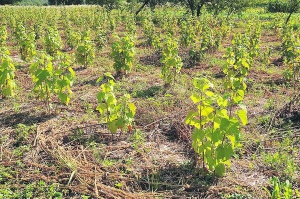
left=58, top=92, right=70, bottom=105
left=191, top=94, right=201, bottom=103
left=37, top=70, right=50, bottom=82
left=220, top=118, right=230, bottom=130
left=107, top=121, right=118, bottom=133
left=205, top=91, right=214, bottom=97
left=216, top=96, right=228, bottom=107
left=107, top=95, right=116, bottom=106
left=215, top=163, right=226, bottom=176
left=192, top=128, right=205, bottom=142
left=97, top=92, right=105, bottom=102
left=236, top=107, right=248, bottom=125
left=202, top=106, right=214, bottom=117
left=96, top=103, right=106, bottom=115
left=211, top=129, right=222, bottom=144
left=241, top=58, right=249, bottom=69
left=116, top=118, right=125, bottom=129
left=193, top=78, right=213, bottom=91
left=128, top=102, right=136, bottom=115
left=104, top=72, right=115, bottom=81
left=216, top=144, right=233, bottom=160
left=68, top=67, right=75, bottom=77
left=185, top=111, right=197, bottom=125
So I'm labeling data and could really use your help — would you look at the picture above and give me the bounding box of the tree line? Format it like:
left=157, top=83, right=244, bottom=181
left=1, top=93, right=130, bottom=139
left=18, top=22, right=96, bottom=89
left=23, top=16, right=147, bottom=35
left=1, top=0, right=299, bottom=24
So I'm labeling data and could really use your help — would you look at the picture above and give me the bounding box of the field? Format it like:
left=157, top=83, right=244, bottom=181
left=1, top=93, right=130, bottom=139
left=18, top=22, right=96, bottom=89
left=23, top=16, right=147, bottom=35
left=0, top=4, right=299, bottom=199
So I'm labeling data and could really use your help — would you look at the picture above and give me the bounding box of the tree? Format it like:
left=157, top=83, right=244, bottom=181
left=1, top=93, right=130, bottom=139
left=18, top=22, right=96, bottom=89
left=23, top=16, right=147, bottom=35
left=185, top=0, right=207, bottom=16
left=48, top=0, right=83, bottom=5
left=136, top=0, right=150, bottom=15
left=285, top=0, right=300, bottom=24
left=136, top=0, right=251, bottom=17
left=0, top=0, right=22, bottom=4
left=225, top=0, right=250, bottom=18
left=206, top=0, right=250, bottom=16
left=86, top=0, right=127, bottom=9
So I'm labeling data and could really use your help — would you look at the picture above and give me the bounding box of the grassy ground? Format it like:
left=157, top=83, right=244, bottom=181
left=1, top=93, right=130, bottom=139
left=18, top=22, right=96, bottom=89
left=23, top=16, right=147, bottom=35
left=0, top=5, right=299, bottom=199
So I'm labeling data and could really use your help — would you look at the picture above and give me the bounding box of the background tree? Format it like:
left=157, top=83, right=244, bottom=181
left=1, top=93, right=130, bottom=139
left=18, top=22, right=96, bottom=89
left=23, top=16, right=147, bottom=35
left=86, top=0, right=127, bottom=9
left=207, top=0, right=251, bottom=17
left=0, top=0, right=22, bottom=4
left=285, top=0, right=300, bottom=24
left=267, top=0, right=300, bottom=24
left=185, top=0, right=207, bottom=16
left=136, top=0, right=251, bottom=17
left=48, top=0, right=83, bottom=5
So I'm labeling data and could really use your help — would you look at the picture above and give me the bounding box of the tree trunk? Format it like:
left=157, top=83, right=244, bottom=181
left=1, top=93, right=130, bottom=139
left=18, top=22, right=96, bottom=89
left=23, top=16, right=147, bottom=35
left=285, top=12, right=293, bottom=24
left=285, top=1, right=300, bottom=25
left=136, top=0, right=150, bottom=15
left=187, top=0, right=195, bottom=16
left=196, top=2, right=205, bottom=17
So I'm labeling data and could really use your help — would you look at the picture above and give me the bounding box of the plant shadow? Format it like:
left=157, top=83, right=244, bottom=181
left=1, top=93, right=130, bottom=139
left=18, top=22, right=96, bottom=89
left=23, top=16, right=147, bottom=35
left=62, top=124, right=130, bottom=146
left=133, top=85, right=165, bottom=98
left=75, top=77, right=99, bottom=86
left=0, top=110, right=56, bottom=128
left=139, top=52, right=162, bottom=67
left=138, top=161, right=218, bottom=197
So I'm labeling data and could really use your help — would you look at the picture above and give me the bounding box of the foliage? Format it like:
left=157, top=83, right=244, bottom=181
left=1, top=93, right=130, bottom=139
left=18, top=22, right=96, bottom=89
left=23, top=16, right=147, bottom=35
left=95, top=28, right=108, bottom=50
left=268, top=176, right=294, bottom=199
left=0, top=26, right=7, bottom=47
left=130, top=129, right=145, bottom=149
left=96, top=73, right=136, bottom=133
left=186, top=78, right=247, bottom=176
left=124, top=15, right=137, bottom=36
left=0, top=179, right=63, bottom=198
left=280, top=26, right=300, bottom=89
left=180, top=18, right=196, bottom=48
left=34, top=20, right=45, bottom=40
left=109, top=16, right=116, bottom=32
left=30, top=53, right=75, bottom=111
left=15, top=123, right=35, bottom=145
left=142, top=19, right=156, bottom=46
left=111, top=34, right=135, bottom=75
left=55, top=53, right=76, bottom=105
left=186, top=0, right=251, bottom=17
left=223, top=33, right=252, bottom=105
left=267, top=0, right=300, bottom=13
left=224, top=33, right=253, bottom=79
left=86, top=0, right=127, bottom=10
left=75, top=30, right=95, bottom=68
left=263, top=138, right=298, bottom=181
left=48, top=0, right=83, bottom=5
left=186, top=31, right=252, bottom=176
left=246, top=21, right=261, bottom=59
left=45, top=27, right=62, bottom=57
left=16, top=0, right=48, bottom=5
left=15, top=22, right=36, bottom=62
left=0, top=48, right=16, bottom=97
left=30, top=54, right=56, bottom=111
left=160, top=34, right=182, bottom=86
left=66, top=24, right=81, bottom=50
left=267, top=0, right=300, bottom=24
left=161, top=17, right=177, bottom=36
left=0, top=0, right=22, bottom=4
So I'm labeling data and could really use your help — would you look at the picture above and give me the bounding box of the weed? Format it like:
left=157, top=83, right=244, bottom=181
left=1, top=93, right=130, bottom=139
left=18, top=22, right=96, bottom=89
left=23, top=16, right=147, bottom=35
left=264, top=176, right=294, bottom=199
left=262, top=138, right=298, bottom=181
left=130, top=129, right=145, bottom=150
left=15, top=123, right=35, bottom=145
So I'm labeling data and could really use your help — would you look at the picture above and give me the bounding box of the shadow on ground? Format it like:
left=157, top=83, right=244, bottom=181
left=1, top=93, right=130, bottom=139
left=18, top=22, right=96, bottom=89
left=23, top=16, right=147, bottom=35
left=133, top=85, right=165, bottom=98
left=0, top=110, right=56, bottom=128
left=137, top=161, right=218, bottom=197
